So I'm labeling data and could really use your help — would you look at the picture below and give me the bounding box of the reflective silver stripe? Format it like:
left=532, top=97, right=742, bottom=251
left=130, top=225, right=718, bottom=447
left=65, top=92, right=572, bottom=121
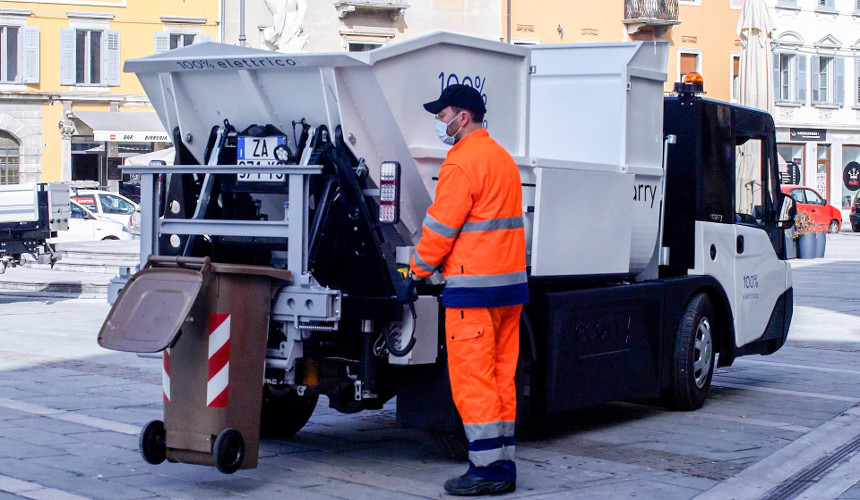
left=464, top=421, right=501, bottom=442
left=503, top=445, right=516, bottom=461
left=500, top=421, right=515, bottom=438
left=446, top=271, right=528, bottom=289
left=413, top=250, right=436, bottom=274
left=470, top=447, right=506, bottom=467
left=423, top=214, right=459, bottom=239
left=461, top=216, right=524, bottom=233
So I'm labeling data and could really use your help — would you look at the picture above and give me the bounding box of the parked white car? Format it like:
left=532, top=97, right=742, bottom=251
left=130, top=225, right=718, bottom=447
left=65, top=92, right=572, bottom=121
left=70, top=190, right=140, bottom=234
left=49, top=200, right=133, bottom=243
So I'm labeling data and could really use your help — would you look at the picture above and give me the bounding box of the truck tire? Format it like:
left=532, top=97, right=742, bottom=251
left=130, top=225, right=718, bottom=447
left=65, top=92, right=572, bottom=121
left=259, top=385, right=318, bottom=439
left=139, top=419, right=166, bottom=465
left=430, top=427, right=468, bottom=462
left=662, top=293, right=715, bottom=411
left=213, top=428, right=245, bottom=474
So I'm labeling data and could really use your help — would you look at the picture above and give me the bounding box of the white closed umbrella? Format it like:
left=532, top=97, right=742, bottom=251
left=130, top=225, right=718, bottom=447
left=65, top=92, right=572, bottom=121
left=735, top=0, right=776, bottom=215
left=736, top=0, right=776, bottom=114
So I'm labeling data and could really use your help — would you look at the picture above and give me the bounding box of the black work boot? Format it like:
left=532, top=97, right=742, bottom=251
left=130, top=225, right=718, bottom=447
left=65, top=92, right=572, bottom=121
left=443, top=471, right=514, bottom=496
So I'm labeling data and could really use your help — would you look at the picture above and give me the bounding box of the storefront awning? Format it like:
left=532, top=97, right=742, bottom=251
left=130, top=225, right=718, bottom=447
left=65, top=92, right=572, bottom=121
left=72, top=111, right=170, bottom=143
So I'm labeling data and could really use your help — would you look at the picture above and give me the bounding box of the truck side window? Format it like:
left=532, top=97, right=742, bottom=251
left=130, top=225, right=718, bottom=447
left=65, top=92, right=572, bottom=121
left=735, top=137, right=765, bottom=225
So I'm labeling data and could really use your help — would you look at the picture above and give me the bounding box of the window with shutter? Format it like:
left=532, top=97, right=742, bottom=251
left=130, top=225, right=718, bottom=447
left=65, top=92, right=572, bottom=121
left=59, top=28, right=75, bottom=85
left=818, top=56, right=831, bottom=103
left=732, top=55, right=740, bottom=101
left=796, top=55, right=807, bottom=104
left=0, top=131, right=20, bottom=185
left=104, top=30, right=119, bottom=86
left=0, top=26, right=21, bottom=83
left=856, top=57, right=860, bottom=105
left=61, top=28, right=119, bottom=87
left=834, top=57, right=844, bottom=106
left=22, top=26, right=38, bottom=84
left=811, top=55, right=821, bottom=104
left=679, top=52, right=699, bottom=81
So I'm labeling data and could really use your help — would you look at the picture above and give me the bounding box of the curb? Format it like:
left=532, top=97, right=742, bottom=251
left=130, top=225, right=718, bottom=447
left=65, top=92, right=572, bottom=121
left=0, top=276, right=108, bottom=299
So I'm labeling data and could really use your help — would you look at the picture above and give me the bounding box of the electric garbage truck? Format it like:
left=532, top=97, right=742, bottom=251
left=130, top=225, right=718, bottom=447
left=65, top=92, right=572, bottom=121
left=99, top=33, right=795, bottom=472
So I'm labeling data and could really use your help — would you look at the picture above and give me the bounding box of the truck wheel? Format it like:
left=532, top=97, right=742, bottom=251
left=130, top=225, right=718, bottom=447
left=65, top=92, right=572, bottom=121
left=139, top=419, right=166, bottom=465
left=259, top=385, right=318, bottom=439
left=430, top=427, right=468, bottom=462
left=828, top=220, right=840, bottom=234
left=213, top=428, right=244, bottom=474
left=663, top=294, right=715, bottom=411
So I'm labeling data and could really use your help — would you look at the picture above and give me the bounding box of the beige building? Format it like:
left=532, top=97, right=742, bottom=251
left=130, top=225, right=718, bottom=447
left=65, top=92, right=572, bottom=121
left=0, top=1, right=218, bottom=186
left=223, top=0, right=501, bottom=53
left=505, top=0, right=746, bottom=102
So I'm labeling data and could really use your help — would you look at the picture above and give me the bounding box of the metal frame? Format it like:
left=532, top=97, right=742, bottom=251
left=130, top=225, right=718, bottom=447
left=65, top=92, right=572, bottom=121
left=122, top=164, right=322, bottom=277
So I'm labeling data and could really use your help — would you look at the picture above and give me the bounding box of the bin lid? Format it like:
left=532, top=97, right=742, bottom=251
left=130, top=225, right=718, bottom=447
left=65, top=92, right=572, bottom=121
left=98, top=268, right=204, bottom=353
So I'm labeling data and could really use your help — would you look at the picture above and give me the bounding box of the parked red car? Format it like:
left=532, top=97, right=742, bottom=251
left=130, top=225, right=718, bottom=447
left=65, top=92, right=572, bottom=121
left=781, top=185, right=842, bottom=233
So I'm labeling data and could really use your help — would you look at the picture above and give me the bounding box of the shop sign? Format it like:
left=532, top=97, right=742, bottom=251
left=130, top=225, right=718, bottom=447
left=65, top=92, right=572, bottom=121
left=789, top=128, right=826, bottom=141
left=844, top=161, right=860, bottom=192
left=781, top=162, right=801, bottom=185
left=94, top=131, right=171, bottom=142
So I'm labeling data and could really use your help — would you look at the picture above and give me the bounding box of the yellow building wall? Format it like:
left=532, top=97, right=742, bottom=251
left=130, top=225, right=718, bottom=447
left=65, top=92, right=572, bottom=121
left=503, top=1, right=742, bottom=101
left=6, top=1, right=218, bottom=181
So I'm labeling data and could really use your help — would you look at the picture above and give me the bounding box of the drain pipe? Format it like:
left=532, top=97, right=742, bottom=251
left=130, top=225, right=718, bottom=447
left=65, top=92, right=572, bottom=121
left=506, top=0, right=511, bottom=43
left=220, top=0, right=225, bottom=42
left=239, top=0, right=246, bottom=46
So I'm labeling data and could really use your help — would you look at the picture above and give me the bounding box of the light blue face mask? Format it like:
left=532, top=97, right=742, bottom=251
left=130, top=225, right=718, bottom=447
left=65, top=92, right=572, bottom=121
left=435, top=112, right=464, bottom=146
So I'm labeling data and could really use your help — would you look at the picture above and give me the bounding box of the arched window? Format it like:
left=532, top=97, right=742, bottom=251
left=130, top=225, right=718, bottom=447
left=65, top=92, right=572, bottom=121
left=0, top=131, right=19, bottom=184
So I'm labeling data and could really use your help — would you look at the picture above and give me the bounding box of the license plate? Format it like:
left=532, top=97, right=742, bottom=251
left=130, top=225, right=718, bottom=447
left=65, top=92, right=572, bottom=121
left=237, top=136, right=286, bottom=182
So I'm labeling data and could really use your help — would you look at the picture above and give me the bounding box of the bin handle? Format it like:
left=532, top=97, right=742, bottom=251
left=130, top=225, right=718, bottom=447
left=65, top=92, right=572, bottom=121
left=146, top=255, right=212, bottom=274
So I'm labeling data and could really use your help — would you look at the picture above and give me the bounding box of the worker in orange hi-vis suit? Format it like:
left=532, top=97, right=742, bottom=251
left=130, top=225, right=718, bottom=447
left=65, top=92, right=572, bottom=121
left=406, top=84, right=528, bottom=496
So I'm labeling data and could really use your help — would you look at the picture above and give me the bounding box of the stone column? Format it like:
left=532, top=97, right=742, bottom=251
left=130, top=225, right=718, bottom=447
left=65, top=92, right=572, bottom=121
left=59, top=101, right=76, bottom=182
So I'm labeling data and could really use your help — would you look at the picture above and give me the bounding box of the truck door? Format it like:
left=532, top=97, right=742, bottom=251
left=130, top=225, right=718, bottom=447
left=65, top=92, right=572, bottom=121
left=732, top=133, right=790, bottom=347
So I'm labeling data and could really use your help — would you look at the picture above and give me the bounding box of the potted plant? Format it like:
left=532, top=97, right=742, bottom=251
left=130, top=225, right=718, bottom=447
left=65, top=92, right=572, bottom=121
left=792, top=211, right=816, bottom=259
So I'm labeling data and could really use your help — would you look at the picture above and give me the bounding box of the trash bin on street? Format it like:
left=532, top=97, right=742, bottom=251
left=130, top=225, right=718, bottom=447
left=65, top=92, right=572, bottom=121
left=98, top=256, right=290, bottom=473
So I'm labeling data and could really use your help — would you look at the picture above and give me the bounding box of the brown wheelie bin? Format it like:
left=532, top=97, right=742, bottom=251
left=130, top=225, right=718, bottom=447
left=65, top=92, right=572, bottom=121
left=98, top=256, right=290, bottom=473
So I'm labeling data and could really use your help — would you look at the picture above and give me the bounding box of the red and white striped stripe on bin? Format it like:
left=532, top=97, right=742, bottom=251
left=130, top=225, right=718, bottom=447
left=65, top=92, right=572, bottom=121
left=207, top=313, right=231, bottom=408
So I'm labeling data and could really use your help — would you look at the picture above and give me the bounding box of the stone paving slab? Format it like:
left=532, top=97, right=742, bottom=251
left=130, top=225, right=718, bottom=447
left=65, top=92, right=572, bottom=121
left=0, top=236, right=859, bottom=497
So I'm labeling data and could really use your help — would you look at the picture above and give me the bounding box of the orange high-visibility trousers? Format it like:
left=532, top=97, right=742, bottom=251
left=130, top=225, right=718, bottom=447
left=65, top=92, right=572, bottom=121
left=445, top=304, right=521, bottom=467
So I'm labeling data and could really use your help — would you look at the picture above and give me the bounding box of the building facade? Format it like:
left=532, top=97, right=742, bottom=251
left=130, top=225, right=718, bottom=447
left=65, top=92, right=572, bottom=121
left=223, top=0, right=501, bottom=53
left=504, top=0, right=745, bottom=100
left=769, top=0, right=860, bottom=213
left=0, top=1, right=218, bottom=185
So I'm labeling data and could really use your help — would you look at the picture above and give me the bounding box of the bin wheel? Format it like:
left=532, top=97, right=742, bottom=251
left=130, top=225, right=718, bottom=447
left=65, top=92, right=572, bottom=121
left=661, top=293, right=716, bottom=411
left=213, top=428, right=245, bottom=474
left=139, top=420, right=167, bottom=465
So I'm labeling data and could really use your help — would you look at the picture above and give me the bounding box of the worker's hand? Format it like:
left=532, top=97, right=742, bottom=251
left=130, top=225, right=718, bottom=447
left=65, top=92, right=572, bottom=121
left=399, top=277, right=420, bottom=304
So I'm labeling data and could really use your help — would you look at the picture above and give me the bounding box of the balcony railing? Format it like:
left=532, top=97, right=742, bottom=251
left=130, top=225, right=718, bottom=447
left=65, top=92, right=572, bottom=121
left=624, top=0, right=679, bottom=23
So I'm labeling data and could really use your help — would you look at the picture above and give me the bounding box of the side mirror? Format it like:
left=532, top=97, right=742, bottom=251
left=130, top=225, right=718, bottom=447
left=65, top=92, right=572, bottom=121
left=777, top=193, right=796, bottom=229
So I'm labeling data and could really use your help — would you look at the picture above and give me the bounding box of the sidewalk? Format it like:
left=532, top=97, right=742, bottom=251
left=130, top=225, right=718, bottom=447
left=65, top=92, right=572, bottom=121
left=0, top=240, right=139, bottom=299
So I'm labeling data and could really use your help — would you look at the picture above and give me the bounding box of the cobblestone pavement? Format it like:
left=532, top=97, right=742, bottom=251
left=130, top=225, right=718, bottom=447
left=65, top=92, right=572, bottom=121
left=0, top=234, right=858, bottom=499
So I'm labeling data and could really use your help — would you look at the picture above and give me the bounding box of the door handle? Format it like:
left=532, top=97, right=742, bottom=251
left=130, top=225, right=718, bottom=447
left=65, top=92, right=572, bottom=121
left=736, top=235, right=745, bottom=254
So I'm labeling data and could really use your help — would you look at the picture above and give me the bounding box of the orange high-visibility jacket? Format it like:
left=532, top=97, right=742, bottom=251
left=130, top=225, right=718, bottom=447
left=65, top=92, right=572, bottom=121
left=410, top=128, right=528, bottom=308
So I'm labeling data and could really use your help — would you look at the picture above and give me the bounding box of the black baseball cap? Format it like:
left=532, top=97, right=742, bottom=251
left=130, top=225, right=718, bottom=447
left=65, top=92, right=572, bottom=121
left=423, top=84, right=487, bottom=115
